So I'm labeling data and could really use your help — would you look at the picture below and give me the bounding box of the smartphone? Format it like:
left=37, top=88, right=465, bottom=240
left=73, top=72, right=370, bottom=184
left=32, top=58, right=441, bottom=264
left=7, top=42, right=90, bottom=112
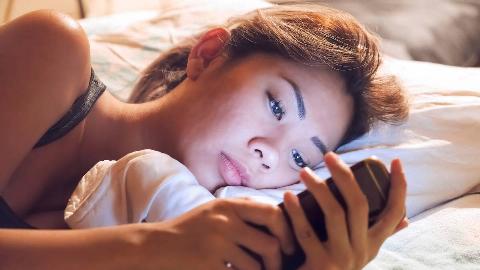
left=246, top=157, right=391, bottom=270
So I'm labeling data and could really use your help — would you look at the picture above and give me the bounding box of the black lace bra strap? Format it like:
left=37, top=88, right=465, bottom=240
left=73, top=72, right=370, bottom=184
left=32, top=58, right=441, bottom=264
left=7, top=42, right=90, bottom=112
left=34, top=68, right=106, bottom=149
left=0, top=197, right=34, bottom=229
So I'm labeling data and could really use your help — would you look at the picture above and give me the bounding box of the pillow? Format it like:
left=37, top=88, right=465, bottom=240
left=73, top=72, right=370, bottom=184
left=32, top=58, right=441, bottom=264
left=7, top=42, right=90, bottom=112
left=274, top=0, right=480, bottom=66
left=81, top=1, right=480, bottom=218
left=218, top=57, right=480, bottom=218
left=337, top=58, right=480, bottom=217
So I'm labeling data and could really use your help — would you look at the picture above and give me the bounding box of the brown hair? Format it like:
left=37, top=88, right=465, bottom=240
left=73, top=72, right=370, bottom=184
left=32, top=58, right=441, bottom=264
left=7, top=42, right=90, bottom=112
left=129, top=4, right=409, bottom=146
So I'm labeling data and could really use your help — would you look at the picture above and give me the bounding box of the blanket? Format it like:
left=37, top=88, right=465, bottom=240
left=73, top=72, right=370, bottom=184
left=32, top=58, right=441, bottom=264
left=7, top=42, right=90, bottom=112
left=366, top=194, right=480, bottom=269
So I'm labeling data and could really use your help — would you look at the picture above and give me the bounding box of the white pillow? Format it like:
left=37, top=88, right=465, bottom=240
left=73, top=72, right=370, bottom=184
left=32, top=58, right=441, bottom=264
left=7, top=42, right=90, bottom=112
left=218, top=57, right=480, bottom=218
left=287, top=0, right=480, bottom=66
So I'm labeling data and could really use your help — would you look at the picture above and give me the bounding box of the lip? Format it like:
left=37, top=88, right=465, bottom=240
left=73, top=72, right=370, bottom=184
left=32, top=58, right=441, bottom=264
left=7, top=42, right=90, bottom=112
left=218, top=152, right=250, bottom=186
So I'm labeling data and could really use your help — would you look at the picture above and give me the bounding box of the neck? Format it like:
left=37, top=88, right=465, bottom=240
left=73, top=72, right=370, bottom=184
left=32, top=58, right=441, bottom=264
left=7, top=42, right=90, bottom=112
left=78, top=90, right=184, bottom=173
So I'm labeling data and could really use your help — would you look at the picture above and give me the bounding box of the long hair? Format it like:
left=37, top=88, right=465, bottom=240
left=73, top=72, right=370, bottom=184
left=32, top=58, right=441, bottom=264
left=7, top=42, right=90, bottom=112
left=129, top=4, right=409, bottom=146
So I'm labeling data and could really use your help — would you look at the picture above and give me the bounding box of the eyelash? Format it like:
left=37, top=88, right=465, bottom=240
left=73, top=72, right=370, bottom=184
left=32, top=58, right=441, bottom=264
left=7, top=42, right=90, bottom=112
left=266, top=92, right=309, bottom=169
left=291, top=149, right=309, bottom=168
left=267, top=92, right=286, bottom=121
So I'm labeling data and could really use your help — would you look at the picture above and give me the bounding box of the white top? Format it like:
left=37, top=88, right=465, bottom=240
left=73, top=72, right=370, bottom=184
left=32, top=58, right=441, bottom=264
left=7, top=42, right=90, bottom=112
left=65, top=149, right=215, bottom=228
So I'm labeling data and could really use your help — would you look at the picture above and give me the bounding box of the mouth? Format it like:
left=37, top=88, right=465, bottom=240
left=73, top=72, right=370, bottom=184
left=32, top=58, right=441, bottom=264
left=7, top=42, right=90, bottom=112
left=218, top=152, right=250, bottom=186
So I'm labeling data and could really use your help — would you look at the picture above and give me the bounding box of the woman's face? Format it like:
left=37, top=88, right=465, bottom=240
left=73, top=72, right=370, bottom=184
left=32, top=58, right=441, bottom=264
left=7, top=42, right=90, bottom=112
left=174, top=53, right=353, bottom=192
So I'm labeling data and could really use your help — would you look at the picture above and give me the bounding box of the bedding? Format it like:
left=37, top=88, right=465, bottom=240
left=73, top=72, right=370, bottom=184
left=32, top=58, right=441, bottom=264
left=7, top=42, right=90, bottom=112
left=274, top=0, right=480, bottom=66
left=365, top=194, right=480, bottom=270
left=78, top=0, right=480, bottom=268
left=65, top=149, right=214, bottom=228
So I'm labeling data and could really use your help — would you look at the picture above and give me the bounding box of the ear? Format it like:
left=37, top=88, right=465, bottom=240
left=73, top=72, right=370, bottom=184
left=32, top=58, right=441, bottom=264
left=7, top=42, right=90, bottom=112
left=186, top=27, right=230, bottom=81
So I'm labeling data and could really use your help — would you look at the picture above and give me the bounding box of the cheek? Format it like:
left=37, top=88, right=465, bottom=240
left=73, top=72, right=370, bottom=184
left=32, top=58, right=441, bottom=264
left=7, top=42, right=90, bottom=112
left=181, top=148, right=216, bottom=191
left=204, top=103, right=254, bottom=137
left=281, top=172, right=301, bottom=186
left=258, top=170, right=300, bottom=189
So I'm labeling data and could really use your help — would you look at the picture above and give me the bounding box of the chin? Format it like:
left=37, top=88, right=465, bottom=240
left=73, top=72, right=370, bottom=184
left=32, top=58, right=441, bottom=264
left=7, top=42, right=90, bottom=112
left=193, top=172, right=219, bottom=193
left=185, top=155, right=222, bottom=192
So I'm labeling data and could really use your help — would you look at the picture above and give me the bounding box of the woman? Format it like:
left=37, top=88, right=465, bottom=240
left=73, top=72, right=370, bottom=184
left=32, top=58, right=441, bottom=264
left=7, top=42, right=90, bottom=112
left=0, top=4, right=409, bottom=270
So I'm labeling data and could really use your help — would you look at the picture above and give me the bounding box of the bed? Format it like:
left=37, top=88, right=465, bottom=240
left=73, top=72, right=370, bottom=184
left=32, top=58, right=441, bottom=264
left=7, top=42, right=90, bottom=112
left=79, top=0, right=480, bottom=268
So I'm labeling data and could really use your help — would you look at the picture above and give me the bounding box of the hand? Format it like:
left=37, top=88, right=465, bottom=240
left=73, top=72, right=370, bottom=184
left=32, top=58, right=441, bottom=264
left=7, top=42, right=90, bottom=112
left=139, top=198, right=295, bottom=270
left=283, top=152, right=408, bottom=270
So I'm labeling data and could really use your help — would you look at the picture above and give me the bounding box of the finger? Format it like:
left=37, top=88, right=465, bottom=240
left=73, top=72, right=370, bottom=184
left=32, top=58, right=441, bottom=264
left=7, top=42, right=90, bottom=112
left=369, top=159, right=407, bottom=246
left=300, top=165, right=349, bottom=251
left=323, top=152, right=369, bottom=251
left=232, top=221, right=282, bottom=270
left=229, top=199, right=295, bottom=255
left=283, top=191, right=326, bottom=259
left=223, top=243, right=261, bottom=270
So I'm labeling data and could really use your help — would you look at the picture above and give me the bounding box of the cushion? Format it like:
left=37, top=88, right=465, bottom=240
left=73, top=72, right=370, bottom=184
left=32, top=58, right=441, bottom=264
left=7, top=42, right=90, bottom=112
left=274, top=0, right=480, bottom=66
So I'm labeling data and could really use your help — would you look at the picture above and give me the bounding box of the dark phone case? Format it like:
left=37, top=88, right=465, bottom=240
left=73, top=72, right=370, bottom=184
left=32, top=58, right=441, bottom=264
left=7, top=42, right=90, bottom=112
left=246, top=157, right=391, bottom=270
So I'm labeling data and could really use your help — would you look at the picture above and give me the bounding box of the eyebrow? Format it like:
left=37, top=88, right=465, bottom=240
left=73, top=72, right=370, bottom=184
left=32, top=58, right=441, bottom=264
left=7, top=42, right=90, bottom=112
left=280, top=75, right=327, bottom=165
left=311, top=136, right=327, bottom=155
left=281, top=75, right=306, bottom=120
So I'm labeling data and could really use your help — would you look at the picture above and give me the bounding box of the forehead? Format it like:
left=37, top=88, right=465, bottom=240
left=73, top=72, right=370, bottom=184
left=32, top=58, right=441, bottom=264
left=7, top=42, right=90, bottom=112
left=235, top=53, right=346, bottom=97
left=241, top=53, right=354, bottom=149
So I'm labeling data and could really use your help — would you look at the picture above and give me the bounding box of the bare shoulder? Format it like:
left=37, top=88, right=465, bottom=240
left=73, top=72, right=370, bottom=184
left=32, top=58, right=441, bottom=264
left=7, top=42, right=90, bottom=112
left=0, top=10, right=92, bottom=193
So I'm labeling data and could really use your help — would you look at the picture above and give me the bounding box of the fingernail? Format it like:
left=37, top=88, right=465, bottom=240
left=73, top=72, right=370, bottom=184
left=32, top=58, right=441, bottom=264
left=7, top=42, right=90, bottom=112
left=393, top=158, right=404, bottom=173
left=302, top=167, right=317, bottom=180
left=326, top=152, right=340, bottom=164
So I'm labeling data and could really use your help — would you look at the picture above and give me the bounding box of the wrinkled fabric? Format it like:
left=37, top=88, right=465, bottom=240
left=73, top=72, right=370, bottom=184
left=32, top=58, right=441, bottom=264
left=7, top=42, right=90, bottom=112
left=65, top=149, right=214, bottom=228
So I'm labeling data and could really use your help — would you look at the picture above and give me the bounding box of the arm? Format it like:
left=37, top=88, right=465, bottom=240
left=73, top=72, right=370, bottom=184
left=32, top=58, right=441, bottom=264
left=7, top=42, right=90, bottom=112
left=0, top=225, right=145, bottom=270
left=2, top=198, right=297, bottom=270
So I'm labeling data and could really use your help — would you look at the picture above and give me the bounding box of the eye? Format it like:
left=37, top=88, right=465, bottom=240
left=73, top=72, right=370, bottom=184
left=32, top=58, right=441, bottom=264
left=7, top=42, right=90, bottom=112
left=291, top=149, right=309, bottom=168
left=267, top=92, right=286, bottom=121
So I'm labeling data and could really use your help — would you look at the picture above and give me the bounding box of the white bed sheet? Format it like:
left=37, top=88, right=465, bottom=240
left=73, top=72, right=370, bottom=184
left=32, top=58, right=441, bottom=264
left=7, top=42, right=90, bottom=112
left=366, top=194, right=480, bottom=270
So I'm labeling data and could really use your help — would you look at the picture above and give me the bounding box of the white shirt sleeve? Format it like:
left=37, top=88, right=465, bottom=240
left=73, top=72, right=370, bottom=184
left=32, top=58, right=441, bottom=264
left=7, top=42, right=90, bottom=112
left=65, top=149, right=214, bottom=228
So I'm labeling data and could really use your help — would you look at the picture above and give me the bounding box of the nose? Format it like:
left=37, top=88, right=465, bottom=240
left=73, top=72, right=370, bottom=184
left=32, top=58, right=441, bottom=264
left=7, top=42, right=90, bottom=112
left=248, top=139, right=279, bottom=172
